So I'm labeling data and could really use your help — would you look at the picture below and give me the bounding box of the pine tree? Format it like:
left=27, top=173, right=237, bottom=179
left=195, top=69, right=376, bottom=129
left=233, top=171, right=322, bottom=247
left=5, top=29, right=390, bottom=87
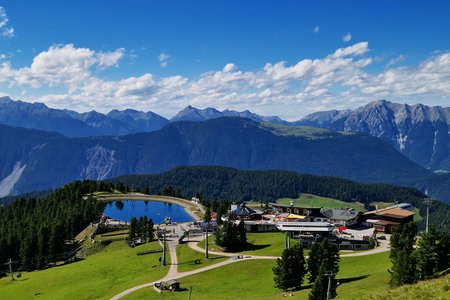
left=129, top=217, right=138, bottom=245
left=416, top=226, right=439, bottom=280
left=389, top=222, right=417, bottom=287
left=307, top=242, right=324, bottom=283
left=147, top=218, right=155, bottom=241
left=309, top=263, right=328, bottom=300
left=273, top=244, right=306, bottom=291
left=237, top=220, right=247, bottom=245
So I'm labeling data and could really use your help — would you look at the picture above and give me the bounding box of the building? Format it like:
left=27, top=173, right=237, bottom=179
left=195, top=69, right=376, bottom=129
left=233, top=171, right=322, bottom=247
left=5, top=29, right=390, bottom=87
left=271, top=203, right=361, bottom=227
left=362, top=207, right=414, bottom=233
left=319, top=208, right=361, bottom=227
left=231, top=202, right=262, bottom=221
left=275, top=222, right=335, bottom=235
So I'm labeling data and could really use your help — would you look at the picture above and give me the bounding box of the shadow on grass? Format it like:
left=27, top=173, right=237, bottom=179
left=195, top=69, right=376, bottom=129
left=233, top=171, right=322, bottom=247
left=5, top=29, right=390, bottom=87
left=240, top=243, right=271, bottom=251
left=337, top=274, right=370, bottom=285
left=176, top=256, right=228, bottom=266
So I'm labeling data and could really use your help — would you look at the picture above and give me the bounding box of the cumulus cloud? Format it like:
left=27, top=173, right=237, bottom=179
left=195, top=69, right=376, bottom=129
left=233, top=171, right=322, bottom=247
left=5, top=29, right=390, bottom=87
left=343, top=32, right=352, bottom=42
left=1, top=42, right=450, bottom=120
left=0, top=7, right=14, bottom=38
left=158, top=53, right=170, bottom=67
left=97, top=48, right=125, bottom=69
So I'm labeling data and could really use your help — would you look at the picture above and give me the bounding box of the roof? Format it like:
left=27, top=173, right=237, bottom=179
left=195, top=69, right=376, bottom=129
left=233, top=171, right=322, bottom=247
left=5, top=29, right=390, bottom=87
left=364, top=207, right=414, bottom=218
left=366, top=219, right=400, bottom=226
left=320, top=208, right=360, bottom=221
left=232, top=202, right=258, bottom=216
left=386, top=203, right=415, bottom=211
left=287, top=213, right=306, bottom=219
left=166, top=279, right=180, bottom=285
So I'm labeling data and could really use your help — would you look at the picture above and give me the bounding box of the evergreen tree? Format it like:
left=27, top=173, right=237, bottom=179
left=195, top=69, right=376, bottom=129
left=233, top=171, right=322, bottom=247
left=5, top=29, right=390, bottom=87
left=203, top=207, right=212, bottom=223
left=307, top=239, right=340, bottom=299
left=389, top=222, right=417, bottom=287
left=309, top=263, right=328, bottom=300
left=307, top=242, right=324, bottom=283
left=147, top=218, right=155, bottom=241
left=273, top=244, right=306, bottom=291
left=143, top=186, right=150, bottom=195
left=237, top=220, right=247, bottom=245
left=416, top=226, right=439, bottom=280
left=435, top=231, right=450, bottom=272
left=129, top=217, right=138, bottom=245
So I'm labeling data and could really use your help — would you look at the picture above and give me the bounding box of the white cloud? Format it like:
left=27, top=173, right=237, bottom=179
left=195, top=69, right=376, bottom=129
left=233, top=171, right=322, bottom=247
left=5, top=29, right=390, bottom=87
left=2, top=42, right=450, bottom=120
left=343, top=32, right=352, bottom=42
left=97, top=48, right=125, bottom=69
left=0, top=7, right=14, bottom=38
left=387, top=55, right=405, bottom=67
left=158, top=53, right=170, bottom=67
left=313, top=26, right=320, bottom=33
left=223, top=63, right=236, bottom=73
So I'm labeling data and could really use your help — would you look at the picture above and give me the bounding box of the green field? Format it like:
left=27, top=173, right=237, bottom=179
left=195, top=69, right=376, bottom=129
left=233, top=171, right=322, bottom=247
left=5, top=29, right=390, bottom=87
left=121, top=252, right=392, bottom=300
left=278, top=193, right=366, bottom=211
left=176, top=243, right=228, bottom=272
left=198, top=232, right=301, bottom=257
left=0, top=241, right=169, bottom=300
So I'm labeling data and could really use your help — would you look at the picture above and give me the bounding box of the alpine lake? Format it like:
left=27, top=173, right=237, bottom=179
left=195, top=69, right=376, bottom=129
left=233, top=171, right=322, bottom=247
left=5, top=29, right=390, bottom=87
left=103, top=200, right=194, bottom=223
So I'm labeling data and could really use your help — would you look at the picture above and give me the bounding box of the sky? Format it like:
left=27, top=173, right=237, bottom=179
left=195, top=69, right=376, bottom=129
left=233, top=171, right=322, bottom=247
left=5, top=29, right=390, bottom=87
left=0, top=0, right=450, bottom=120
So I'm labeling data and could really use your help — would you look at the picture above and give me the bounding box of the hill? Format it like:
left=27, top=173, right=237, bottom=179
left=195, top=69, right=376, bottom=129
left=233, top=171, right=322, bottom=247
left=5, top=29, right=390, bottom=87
left=361, top=274, right=450, bottom=300
left=0, top=117, right=433, bottom=197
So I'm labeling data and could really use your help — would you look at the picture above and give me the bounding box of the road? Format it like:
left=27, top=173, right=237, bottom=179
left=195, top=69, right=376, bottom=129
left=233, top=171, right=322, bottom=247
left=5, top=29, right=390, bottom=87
left=110, top=228, right=390, bottom=299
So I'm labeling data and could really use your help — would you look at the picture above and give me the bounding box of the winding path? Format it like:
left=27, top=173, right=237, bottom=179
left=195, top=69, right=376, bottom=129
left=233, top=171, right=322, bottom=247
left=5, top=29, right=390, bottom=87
left=110, top=233, right=390, bottom=299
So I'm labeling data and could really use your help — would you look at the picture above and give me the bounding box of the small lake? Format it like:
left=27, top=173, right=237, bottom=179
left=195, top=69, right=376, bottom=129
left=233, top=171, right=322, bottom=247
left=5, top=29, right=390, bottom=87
left=103, top=200, right=194, bottom=223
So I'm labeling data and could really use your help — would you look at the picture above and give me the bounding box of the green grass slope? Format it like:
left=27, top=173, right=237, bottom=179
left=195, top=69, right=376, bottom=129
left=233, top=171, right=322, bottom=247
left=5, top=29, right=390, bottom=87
left=0, top=241, right=168, bottom=300
left=362, top=274, right=450, bottom=300
left=122, top=252, right=391, bottom=300
left=278, top=193, right=366, bottom=211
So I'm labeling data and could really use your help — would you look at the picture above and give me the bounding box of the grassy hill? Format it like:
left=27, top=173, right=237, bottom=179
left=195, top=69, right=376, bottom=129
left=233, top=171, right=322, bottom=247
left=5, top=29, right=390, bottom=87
left=0, top=241, right=168, bottom=300
left=362, top=274, right=450, bottom=300
left=278, top=193, right=367, bottom=211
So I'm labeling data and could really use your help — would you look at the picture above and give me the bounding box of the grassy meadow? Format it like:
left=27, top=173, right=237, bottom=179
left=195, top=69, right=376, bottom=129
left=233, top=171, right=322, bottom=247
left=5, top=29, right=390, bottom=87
left=121, top=252, right=392, bottom=300
left=278, top=193, right=366, bottom=211
left=0, top=241, right=169, bottom=300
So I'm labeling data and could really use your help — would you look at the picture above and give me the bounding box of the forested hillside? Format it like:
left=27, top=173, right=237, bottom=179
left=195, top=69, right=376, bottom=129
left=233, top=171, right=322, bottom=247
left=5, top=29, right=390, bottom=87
left=112, top=166, right=450, bottom=232
left=0, top=180, right=107, bottom=270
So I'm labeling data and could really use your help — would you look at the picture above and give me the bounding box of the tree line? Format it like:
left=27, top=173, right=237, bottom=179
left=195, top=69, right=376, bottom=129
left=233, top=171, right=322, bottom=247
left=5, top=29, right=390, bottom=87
left=112, top=166, right=450, bottom=232
left=389, top=223, right=450, bottom=287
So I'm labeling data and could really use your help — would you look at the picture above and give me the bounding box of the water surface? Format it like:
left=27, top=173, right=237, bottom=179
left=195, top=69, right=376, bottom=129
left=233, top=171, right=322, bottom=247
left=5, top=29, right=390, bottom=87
left=103, top=200, right=194, bottom=224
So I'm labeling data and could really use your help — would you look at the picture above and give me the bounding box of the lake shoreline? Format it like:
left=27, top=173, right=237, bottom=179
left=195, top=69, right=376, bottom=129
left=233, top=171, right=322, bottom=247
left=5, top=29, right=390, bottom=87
left=96, top=193, right=202, bottom=221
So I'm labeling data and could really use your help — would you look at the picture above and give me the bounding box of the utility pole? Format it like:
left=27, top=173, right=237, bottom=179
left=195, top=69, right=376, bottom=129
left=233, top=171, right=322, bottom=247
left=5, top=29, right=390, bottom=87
left=424, top=198, right=433, bottom=233
left=188, top=286, right=193, bottom=300
left=205, top=223, right=209, bottom=258
left=162, top=227, right=166, bottom=266
left=324, top=270, right=335, bottom=300
left=285, top=232, right=291, bottom=249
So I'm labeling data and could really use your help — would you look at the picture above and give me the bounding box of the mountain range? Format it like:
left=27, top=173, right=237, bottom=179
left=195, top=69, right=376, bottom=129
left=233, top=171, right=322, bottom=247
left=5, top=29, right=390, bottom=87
left=0, top=96, right=287, bottom=137
left=297, top=100, right=450, bottom=172
left=0, top=117, right=433, bottom=200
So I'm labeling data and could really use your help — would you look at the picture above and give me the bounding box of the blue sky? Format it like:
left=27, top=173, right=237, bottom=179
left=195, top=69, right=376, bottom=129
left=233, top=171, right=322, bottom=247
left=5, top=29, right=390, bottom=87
left=1, top=1, right=450, bottom=119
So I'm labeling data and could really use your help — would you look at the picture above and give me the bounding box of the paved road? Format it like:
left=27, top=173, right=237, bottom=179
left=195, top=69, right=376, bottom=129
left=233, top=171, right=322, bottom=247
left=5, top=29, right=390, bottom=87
left=110, top=232, right=390, bottom=299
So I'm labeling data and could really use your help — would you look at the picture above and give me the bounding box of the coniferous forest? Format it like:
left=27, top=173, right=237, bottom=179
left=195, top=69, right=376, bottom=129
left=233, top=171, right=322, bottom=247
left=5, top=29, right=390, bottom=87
left=0, top=180, right=107, bottom=271
left=112, top=166, right=450, bottom=231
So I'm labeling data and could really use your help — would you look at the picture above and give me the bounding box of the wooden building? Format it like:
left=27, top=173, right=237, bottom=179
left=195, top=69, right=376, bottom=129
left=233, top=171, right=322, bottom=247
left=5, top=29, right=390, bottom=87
left=362, top=207, right=414, bottom=233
